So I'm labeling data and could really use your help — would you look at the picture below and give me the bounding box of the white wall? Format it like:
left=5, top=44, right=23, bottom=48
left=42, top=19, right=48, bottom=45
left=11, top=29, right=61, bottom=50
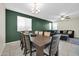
left=0, top=3, right=5, bottom=55
left=58, top=17, right=79, bottom=38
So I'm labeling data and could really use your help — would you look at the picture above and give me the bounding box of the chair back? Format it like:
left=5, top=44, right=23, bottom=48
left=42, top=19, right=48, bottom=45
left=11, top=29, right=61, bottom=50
left=44, top=32, right=51, bottom=37
left=20, top=31, right=24, bottom=39
left=24, top=33, right=31, bottom=50
left=20, top=31, right=25, bottom=40
left=35, top=31, right=39, bottom=35
left=39, top=31, right=43, bottom=35
left=49, top=34, right=61, bottom=55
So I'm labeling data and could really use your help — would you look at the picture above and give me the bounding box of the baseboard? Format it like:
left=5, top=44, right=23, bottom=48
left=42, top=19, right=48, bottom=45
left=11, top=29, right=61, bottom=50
left=6, top=40, right=20, bottom=44
left=74, top=37, right=79, bottom=39
left=6, top=40, right=19, bottom=43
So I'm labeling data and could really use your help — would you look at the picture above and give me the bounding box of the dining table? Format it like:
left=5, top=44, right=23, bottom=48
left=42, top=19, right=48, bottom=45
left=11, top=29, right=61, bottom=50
left=31, top=35, right=52, bottom=56
left=22, top=32, right=52, bottom=56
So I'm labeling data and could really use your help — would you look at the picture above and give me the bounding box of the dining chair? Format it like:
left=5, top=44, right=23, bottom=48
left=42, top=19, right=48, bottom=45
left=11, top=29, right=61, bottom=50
left=23, top=33, right=36, bottom=56
left=19, top=31, right=25, bottom=50
left=44, top=34, right=61, bottom=56
left=39, top=31, right=43, bottom=35
left=43, top=32, right=51, bottom=47
left=44, top=32, right=51, bottom=37
left=35, top=31, right=39, bottom=35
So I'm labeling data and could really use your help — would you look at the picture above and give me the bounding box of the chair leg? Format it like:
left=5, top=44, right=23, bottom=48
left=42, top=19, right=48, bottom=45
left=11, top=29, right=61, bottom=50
left=20, top=36, right=22, bottom=46
left=30, top=51, right=32, bottom=56
left=21, top=41, right=24, bottom=50
left=49, top=46, right=52, bottom=56
left=20, top=37, right=24, bottom=50
left=23, top=48, right=27, bottom=56
left=55, top=49, right=58, bottom=56
left=20, top=40, right=21, bottom=46
left=30, top=43, right=32, bottom=56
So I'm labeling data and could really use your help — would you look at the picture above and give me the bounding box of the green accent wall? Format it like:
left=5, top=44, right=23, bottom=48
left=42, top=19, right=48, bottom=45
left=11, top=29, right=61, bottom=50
left=6, top=9, right=52, bottom=43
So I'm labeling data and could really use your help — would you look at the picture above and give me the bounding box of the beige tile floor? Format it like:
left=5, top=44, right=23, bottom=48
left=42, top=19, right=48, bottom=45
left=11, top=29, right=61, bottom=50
left=59, top=40, right=79, bottom=56
left=1, top=40, right=79, bottom=56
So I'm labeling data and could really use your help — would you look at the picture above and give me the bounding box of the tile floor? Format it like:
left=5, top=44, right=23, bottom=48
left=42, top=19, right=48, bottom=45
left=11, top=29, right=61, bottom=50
left=1, top=40, right=79, bottom=56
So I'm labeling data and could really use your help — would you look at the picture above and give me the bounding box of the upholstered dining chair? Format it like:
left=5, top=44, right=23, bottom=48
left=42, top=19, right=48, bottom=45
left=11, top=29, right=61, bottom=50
left=44, top=32, right=51, bottom=37
left=43, top=31, right=51, bottom=51
left=35, top=31, right=39, bottom=35
left=19, top=31, right=25, bottom=50
left=23, top=33, right=36, bottom=56
left=39, top=31, right=43, bottom=35
left=44, top=34, right=61, bottom=56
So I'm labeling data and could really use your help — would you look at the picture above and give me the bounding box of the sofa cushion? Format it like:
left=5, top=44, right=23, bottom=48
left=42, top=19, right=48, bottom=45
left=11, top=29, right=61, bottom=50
left=68, top=31, right=72, bottom=34
left=63, top=30, right=67, bottom=34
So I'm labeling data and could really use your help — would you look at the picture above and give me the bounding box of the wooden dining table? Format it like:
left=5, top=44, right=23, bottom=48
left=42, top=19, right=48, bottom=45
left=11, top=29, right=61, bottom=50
left=22, top=32, right=52, bottom=56
left=31, top=35, right=52, bottom=56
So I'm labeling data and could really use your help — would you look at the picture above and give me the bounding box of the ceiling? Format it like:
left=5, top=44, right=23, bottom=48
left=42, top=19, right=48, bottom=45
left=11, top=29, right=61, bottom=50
left=4, top=3, right=79, bottom=22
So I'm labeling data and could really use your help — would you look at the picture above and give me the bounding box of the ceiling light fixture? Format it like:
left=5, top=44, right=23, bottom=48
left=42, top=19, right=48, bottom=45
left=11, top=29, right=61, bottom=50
left=31, top=3, right=40, bottom=14
left=60, top=15, right=71, bottom=20
left=61, top=15, right=65, bottom=20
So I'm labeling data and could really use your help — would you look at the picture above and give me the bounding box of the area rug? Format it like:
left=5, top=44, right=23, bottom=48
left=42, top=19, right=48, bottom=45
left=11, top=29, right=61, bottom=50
left=68, top=38, right=79, bottom=45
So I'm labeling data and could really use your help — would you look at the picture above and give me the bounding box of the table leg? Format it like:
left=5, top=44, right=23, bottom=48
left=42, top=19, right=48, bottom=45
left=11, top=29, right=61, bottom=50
left=36, top=46, right=44, bottom=56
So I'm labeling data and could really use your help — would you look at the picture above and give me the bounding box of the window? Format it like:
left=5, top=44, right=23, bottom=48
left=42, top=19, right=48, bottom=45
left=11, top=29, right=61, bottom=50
left=17, top=16, right=32, bottom=31
left=53, top=22, right=58, bottom=30
left=49, top=23, right=52, bottom=30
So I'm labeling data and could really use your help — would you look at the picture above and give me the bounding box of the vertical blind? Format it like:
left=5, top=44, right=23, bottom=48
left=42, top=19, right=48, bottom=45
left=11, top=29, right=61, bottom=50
left=17, top=16, right=32, bottom=31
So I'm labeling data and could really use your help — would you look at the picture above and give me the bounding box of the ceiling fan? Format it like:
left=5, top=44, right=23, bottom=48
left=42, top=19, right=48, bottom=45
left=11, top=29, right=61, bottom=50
left=60, top=15, right=71, bottom=20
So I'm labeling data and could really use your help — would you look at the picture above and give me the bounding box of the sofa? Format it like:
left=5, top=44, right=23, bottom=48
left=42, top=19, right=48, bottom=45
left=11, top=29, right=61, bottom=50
left=59, top=30, right=74, bottom=38
left=50, top=30, right=74, bottom=41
